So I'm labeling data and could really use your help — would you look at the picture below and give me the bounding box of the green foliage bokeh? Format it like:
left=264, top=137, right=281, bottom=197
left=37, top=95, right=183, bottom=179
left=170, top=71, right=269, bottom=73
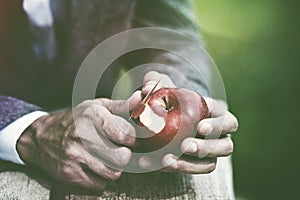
left=192, top=0, right=300, bottom=199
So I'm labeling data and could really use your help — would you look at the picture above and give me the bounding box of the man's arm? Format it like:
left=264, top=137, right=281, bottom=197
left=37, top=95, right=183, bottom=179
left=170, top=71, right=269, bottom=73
left=0, top=92, right=142, bottom=190
left=127, top=0, right=238, bottom=173
left=0, top=96, right=48, bottom=164
left=14, top=92, right=142, bottom=190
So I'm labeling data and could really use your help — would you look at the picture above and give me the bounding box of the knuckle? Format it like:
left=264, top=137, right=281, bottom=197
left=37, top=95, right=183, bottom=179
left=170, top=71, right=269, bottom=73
left=121, top=126, right=136, bottom=145
left=117, top=147, right=132, bottom=166
left=225, top=138, right=234, bottom=155
left=205, top=161, right=217, bottom=173
left=64, top=145, right=73, bottom=157
left=114, top=130, right=126, bottom=142
left=197, top=141, right=210, bottom=158
left=97, top=98, right=109, bottom=105
left=79, top=99, right=94, bottom=107
left=60, top=165, right=71, bottom=176
left=63, top=142, right=78, bottom=159
left=82, top=105, right=95, bottom=117
left=108, top=171, right=122, bottom=181
left=70, top=128, right=81, bottom=140
left=112, top=122, right=135, bottom=146
left=172, top=161, right=179, bottom=170
left=181, top=138, right=196, bottom=153
left=163, top=154, right=178, bottom=170
left=82, top=102, right=103, bottom=118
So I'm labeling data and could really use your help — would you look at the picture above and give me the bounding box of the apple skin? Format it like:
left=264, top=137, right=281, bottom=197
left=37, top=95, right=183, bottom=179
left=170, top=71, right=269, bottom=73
left=131, top=88, right=210, bottom=152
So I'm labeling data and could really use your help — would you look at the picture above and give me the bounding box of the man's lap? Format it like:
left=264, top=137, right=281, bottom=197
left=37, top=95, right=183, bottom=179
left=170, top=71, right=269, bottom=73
left=0, top=157, right=234, bottom=200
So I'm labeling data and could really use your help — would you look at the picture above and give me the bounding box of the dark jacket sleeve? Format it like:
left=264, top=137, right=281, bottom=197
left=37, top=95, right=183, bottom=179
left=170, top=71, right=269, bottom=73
left=129, top=0, right=212, bottom=97
left=0, top=96, right=42, bottom=130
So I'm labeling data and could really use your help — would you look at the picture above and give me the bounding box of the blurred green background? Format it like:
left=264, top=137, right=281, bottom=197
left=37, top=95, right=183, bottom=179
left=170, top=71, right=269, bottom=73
left=192, top=0, right=300, bottom=199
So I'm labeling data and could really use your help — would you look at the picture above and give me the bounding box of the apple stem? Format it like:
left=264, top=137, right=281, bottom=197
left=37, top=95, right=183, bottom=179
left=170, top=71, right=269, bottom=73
left=162, top=96, right=171, bottom=110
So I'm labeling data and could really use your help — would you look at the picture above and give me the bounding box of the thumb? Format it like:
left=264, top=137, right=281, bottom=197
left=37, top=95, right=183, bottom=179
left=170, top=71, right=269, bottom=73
left=99, top=91, right=143, bottom=115
left=142, top=71, right=176, bottom=95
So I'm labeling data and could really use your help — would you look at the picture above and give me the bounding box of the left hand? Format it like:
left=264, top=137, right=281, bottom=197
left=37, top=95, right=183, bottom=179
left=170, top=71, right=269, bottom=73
left=139, top=71, right=239, bottom=174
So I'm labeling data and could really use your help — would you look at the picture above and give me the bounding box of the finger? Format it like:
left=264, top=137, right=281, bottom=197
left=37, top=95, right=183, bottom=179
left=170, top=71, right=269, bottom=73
left=88, top=135, right=133, bottom=167
left=203, top=97, right=228, bottom=117
left=181, top=137, right=234, bottom=158
left=95, top=107, right=136, bottom=147
left=197, top=111, right=239, bottom=135
left=54, top=161, right=107, bottom=191
left=80, top=169, right=108, bottom=191
left=82, top=102, right=136, bottom=147
left=162, top=154, right=217, bottom=174
left=76, top=118, right=133, bottom=166
left=78, top=102, right=134, bottom=165
left=99, top=91, right=142, bottom=116
left=138, top=156, right=153, bottom=170
left=83, top=152, right=122, bottom=181
left=142, top=71, right=176, bottom=94
left=64, top=137, right=131, bottom=173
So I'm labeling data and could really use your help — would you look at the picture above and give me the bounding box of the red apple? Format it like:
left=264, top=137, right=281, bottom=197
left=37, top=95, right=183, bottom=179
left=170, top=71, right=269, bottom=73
left=130, top=88, right=210, bottom=151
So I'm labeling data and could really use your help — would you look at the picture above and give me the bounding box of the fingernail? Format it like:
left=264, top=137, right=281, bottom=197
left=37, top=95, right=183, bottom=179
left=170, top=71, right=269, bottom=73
left=165, top=157, right=177, bottom=168
left=138, top=156, right=152, bottom=169
left=183, top=141, right=197, bottom=153
left=201, top=123, right=213, bottom=134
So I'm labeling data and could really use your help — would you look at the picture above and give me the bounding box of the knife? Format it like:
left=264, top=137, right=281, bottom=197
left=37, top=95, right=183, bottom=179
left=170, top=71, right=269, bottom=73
left=128, top=80, right=161, bottom=121
left=141, top=80, right=161, bottom=104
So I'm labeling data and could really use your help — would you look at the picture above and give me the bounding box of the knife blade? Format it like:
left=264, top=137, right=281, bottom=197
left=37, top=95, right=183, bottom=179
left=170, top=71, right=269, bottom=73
left=128, top=80, right=161, bottom=121
left=141, top=80, right=161, bottom=104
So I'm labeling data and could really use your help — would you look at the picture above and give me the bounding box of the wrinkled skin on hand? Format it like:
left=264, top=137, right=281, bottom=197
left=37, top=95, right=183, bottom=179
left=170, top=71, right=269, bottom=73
left=16, top=71, right=239, bottom=191
left=17, top=92, right=142, bottom=190
left=139, top=71, right=239, bottom=174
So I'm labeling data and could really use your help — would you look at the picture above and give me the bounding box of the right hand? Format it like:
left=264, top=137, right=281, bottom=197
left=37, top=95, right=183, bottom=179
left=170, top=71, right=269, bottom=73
left=140, top=71, right=237, bottom=174
left=16, top=92, right=142, bottom=190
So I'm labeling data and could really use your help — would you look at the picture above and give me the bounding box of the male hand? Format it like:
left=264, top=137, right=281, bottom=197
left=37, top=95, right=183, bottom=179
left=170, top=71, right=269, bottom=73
left=16, top=92, right=142, bottom=190
left=140, top=71, right=239, bottom=173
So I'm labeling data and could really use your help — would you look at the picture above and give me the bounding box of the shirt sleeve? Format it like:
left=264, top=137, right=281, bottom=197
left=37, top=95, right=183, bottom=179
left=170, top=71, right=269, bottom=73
left=0, top=111, right=48, bottom=165
left=23, top=0, right=53, bottom=27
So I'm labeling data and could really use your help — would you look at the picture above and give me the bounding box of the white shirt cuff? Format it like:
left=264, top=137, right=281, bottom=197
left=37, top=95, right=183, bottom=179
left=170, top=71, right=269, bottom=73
left=23, top=0, right=53, bottom=27
left=0, top=111, right=48, bottom=165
